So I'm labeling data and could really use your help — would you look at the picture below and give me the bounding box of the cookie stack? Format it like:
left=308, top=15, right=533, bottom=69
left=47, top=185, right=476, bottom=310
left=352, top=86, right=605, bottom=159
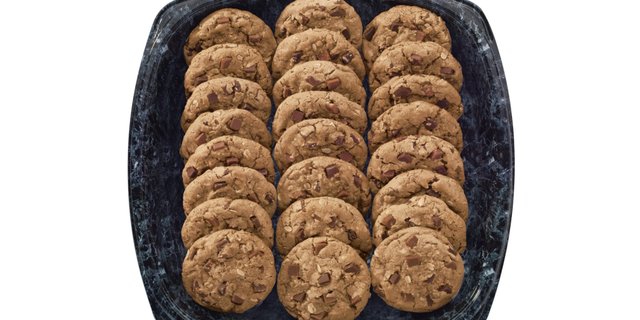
left=271, top=1, right=373, bottom=319
left=179, top=9, right=279, bottom=313
left=362, top=6, right=470, bottom=313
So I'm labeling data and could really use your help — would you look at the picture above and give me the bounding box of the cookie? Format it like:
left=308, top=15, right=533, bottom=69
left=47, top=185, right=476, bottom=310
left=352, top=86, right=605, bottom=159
left=277, top=156, right=371, bottom=214
left=273, top=61, right=366, bottom=107
left=272, top=28, right=365, bottom=80
left=363, top=5, right=451, bottom=69
left=367, top=135, right=465, bottom=192
left=372, top=169, right=468, bottom=223
left=181, top=198, right=274, bottom=249
left=373, top=195, right=466, bottom=252
left=276, top=197, right=372, bottom=257
left=182, top=230, right=276, bottom=313
left=368, top=101, right=463, bottom=153
left=368, top=41, right=463, bottom=92
left=182, top=136, right=275, bottom=186
left=370, top=227, right=464, bottom=312
left=277, top=237, right=370, bottom=320
left=183, top=166, right=276, bottom=216
left=183, top=8, right=277, bottom=65
left=275, top=0, right=363, bottom=47
left=274, top=119, right=368, bottom=171
left=272, top=91, right=367, bottom=140
left=368, top=74, right=463, bottom=121
left=180, top=109, right=272, bottom=158
left=181, top=77, right=271, bottom=131
left=184, top=43, right=272, bottom=96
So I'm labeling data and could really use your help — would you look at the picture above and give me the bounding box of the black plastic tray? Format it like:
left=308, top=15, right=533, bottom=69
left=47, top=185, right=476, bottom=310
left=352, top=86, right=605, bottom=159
left=128, top=0, right=514, bottom=319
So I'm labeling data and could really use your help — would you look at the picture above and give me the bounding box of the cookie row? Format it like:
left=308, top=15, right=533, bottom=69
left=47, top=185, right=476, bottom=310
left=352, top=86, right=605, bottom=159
left=179, top=8, right=280, bottom=314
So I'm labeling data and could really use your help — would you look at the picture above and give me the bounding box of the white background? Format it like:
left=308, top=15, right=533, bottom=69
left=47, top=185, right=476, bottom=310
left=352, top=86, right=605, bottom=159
left=0, top=0, right=639, bottom=319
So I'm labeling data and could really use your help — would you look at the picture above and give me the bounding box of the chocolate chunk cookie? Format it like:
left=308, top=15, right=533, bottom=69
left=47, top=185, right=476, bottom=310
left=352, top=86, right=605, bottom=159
left=373, top=195, right=467, bottom=252
left=277, top=237, right=370, bottom=320
left=370, top=227, right=464, bottom=312
left=277, top=156, right=371, bottom=214
left=276, top=197, right=372, bottom=257
left=363, top=5, right=451, bottom=69
left=368, top=41, right=463, bottom=92
left=182, top=230, right=276, bottom=313
left=273, top=61, right=366, bottom=107
left=368, top=74, right=463, bottom=121
left=181, top=198, right=274, bottom=248
left=183, top=8, right=277, bottom=65
left=372, top=169, right=468, bottom=223
left=368, top=101, right=463, bottom=152
left=181, top=77, right=271, bottom=131
left=272, top=29, right=365, bottom=80
left=274, top=119, right=368, bottom=171
left=180, top=109, right=272, bottom=158
left=182, top=136, right=275, bottom=186
left=275, top=0, right=363, bottom=47
left=183, top=166, right=276, bottom=216
left=184, top=43, right=272, bottom=96
left=367, top=135, right=465, bottom=192
left=272, top=91, right=367, bottom=140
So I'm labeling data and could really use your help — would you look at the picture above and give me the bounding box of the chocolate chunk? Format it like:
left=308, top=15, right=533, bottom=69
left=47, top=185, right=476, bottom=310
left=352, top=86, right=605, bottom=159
left=324, top=165, right=339, bottom=178
left=341, top=28, right=351, bottom=40
left=241, top=102, right=254, bottom=110
left=406, top=255, right=422, bottom=267
left=437, top=99, right=450, bottom=108
left=390, top=20, right=401, bottom=32
left=428, top=148, right=444, bottom=160
left=347, top=229, right=358, bottom=241
left=328, top=216, right=338, bottom=227
left=313, top=241, right=328, bottom=255
left=219, top=56, right=232, bottom=69
left=252, top=283, right=266, bottom=293
left=401, top=292, right=415, bottom=302
left=207, top=93, right=218, bottom=106
left=295, top=228, right=305, bottom=242
left=409, top=54, right=423, bottom=65
left=216, top=17, right=230, bottom=24
left=248, top=34, right=262, bottom=43
left=330, top=7, right=346, bottom=17
left=231, top=295, right=244, bottom=305
left=195, top=132, right=207, bottom=145
left=405, top=235, right=418, bottom=248
left=206, top=216, right=219, bottom=228
left=265, top=192, right=274, bottom=204
left=338, top=151, right=353, bottom=162
left=341, top=52, right=354, bottom=64
left=227, top=117, right=243, bottom=131
left=186, top=166, right=198, bottom=178
left=326, top=78, right=341, bottom=90
left=225, top=157, right=239, bottom=165
left=243, top=64, right=257, bottom=73
left=424, top=118, right=438, bottom=130
left=397, top=153, right=414, bottom=163
left=216, top=237, right=229, bottom=250
left=344, top=262, right=360, bottom=274
left=292, top=50, right=303, bottom=63
left=380, top=215, right=396, bottom=229
left=317, top=50, right=331, bottom=61
left=194, top=75, right=208, bottom=86
left=445, top=261, right=458, bottom=270
left=382, top=170, right=396, bottom=179
left=250, top=216, right=261, bottom=229
left=350, top=294, right=362, bottom=306
left=350, top=134, right=360, bottom=143
left=423, top=86, right=435, bottom=97
left=217, top=282, right=227, bottom=295
left=334, top=136, right=345, bottom=146
left=393, top=86, right=411, bottom=98
left=318, top=273, right=331, bottom=286
left=232, top=80, right=242, bottom=92
left=425, top=188, right=441, bottom=198
left=306, top=76, right=323, bottom=87
left=364, top=27, right=376, bottom=41
left=414, top=30, right=426, bottom=41
left=283, top=86, right=292, bottom=98
left=293, top=292, right=306, bottom=302
left=213, top=181, right=227, bottom=190
left=291, top=109, right=305, bottom=123
left=325, top=103, right=340, bottom=114
left=388, top=272, right=400, bottom=284
left=353, top=175, right=362, bottom=188
left=441, top=67, right=455, bottom=75
left=432, top=215, right=443, bottom=229
left=389, top=70, right=401, bottom=78
left=425, top=274, right=436, bottom=284
left=300, top=14, right=309, bottom=25
left=426, top=295, right=434, bottom=306
left=438, top=284, right=453, bottom=294
left=323, top=294, right=338, bottom=305
left=434, top=165, right=448, bottom=175
left=288, top=264, right=300, bottom=278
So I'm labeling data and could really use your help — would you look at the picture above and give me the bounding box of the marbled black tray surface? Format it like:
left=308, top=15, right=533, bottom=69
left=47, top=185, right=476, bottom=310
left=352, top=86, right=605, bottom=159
left=128, top=0, right=513, bottom=319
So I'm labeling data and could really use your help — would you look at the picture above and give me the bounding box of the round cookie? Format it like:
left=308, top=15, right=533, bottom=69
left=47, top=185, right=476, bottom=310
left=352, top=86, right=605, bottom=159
left=272, top=29, right=365, bottom=80
left=367, top=135, right=465, bottom=193
left=182, top=230, right=276, bottom=313
left=181, top=77, right=271, bottom=131
left=368, top=41, right=463, bottom=92
left=363, top=5, right=451, bottom=69
left=272, top=91, right=367, bottom=140
left=370, top=227, right=464, bottom=312
left=273, top=61, right=366, bottom=107
left=181, top=198, right=274, bottom=248
left=368, top=101, right=463, bottom=153
left=275, top=0, right=363, bottom=47
left=277, top=237, right=370, bottom=320
left=182, top=136, right=275, bottom=186
left=180, top=109, right=272, bottom=158
left=276, top=197, right=372, bottom=257
left=368, top=74, right=463, bottom=121
left=184, top=43, right=272, bottom=96
left=183, top=166, right=276, bottom=216
left=277, top=156, right=371, bottom=214
left=183, top=8, right=277, bottom=65
left=373, top=169, right=468, bottom=223
left=373, top=195, right=467, bottom=252
left=274, top=119, right=368, bottom=171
